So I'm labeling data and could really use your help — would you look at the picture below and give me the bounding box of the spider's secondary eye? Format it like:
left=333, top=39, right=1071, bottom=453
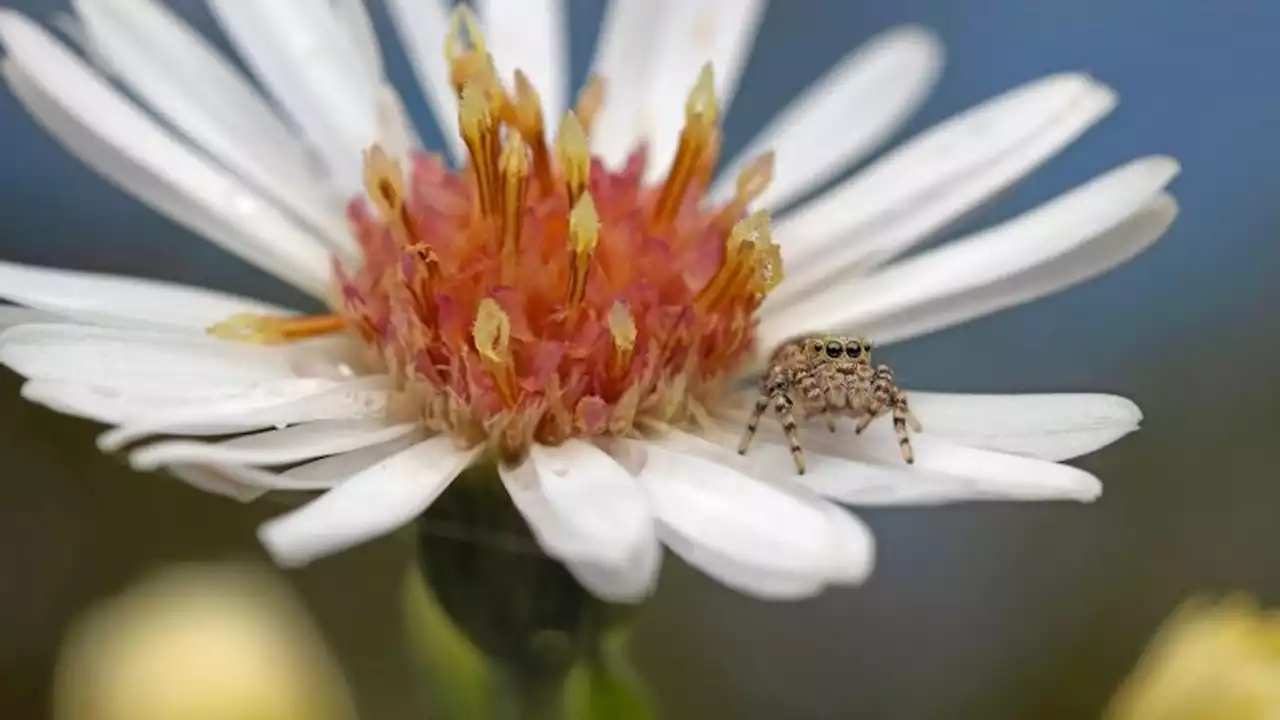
left=811, top=340, right=824, bottom=352
left=845, top=342, right=862, bottom=358
left=825, top=342, right=842, bottom=359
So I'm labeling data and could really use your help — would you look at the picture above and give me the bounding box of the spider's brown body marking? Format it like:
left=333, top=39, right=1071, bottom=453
left=738, top=335, right=921, bottom=474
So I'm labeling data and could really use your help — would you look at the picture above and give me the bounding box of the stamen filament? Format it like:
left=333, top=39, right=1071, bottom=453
left=716, top=152, right=774, bottom=228
left=499, top=134, right=531, bottom=282
left=574, top=75, right=606, bottom=135
left=510, top=71, right=554, bottom=192
left=653, top=63, right=718, bottom=226
left=459, top=82, right=500, bottom=218
left=208, top=314, right=346, bottom=345
left=607, top=301, right=637, bottom=376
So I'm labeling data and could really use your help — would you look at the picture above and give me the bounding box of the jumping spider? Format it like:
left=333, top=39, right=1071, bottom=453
left=738, top=335, right=921, bottom=474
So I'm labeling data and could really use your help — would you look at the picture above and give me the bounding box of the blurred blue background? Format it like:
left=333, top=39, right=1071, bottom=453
left=2, top=1, right=1278, bottom=718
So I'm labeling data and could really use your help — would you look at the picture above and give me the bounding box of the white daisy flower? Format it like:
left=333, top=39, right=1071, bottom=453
left=0, top=1, right=1178, bottom=602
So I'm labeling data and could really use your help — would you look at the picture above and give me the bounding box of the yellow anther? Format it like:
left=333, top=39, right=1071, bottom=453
left=733, top=152, right=774, bottom=208
left=498, top=134, right=530, bottom=282
left=653, top=63, right=720, bottom=226
left=472, top=298, right=511, bottom=364
left=555, top=112, right=591, bottom=206
left=574, top=75, right=606, bottom=135
left=607, top=301, right=637, bottom=376
left=459, top=82, right=499, bottom=217
left=207, top=314, right=346, bottom=345
left=472, top=298, right=517, bottom=406
left=685, top=63, right=719, bottom=125
left=566, top=193, right=600, bottom=306
left=444, top=5, right=486, bottom=61
left=362, top=145, right=418, bottom=247
left=444, top=6, right=493, bottom=97
left=696, top=210, right=782, bottom=310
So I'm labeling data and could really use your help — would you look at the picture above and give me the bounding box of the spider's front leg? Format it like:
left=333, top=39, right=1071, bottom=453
left=853, top=365, right=922, bottom=464
left=738, top=371, right=809, bottom=474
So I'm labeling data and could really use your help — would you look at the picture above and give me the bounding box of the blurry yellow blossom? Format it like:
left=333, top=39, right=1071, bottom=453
left=1106, top=596, right=1280, bottom=720
left=53, top=563, right=357, bottom=720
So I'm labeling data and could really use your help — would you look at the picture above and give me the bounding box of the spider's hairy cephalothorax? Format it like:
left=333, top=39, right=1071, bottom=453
left=737, top=335, right=921, bottom=474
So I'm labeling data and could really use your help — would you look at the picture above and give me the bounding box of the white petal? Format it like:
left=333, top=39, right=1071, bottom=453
left=0, top=323, right=311, bottom=390
left=736, top=418, right=1103, bottom=505
left=0, top=306, right=65, bottom=330
left=636, top=440, right=847, bottom=599
left=208, top=0, right=378, bottom=193
left=282, top=432, right=423, bottom=485
left=907, top=392, right=1142, bottom=462
left=712, top=25, right=943, bottom=211
left=0, top=261, right=292, bottom=330
left=638, top=0, right=767, bottom=183
left=500, top=441, right=659, bottom=602
left=587, top=0, right=672, bottom=166
left=161, top=432, right=422, bottom=501
left=96, top=375, right=390, bottom=452
left=127, top=419, right=417, bottom=471
left=71, top=0, right=349, bottom=251
left=332, top=0, right=385, bottom=83
left=258, top=436, right=479, bottom=567
left=858, top=193, right=1177, bottom=346
left=479, top=0, right=567, bottom=131
left=818, top=503, right=875, bottom=585
left=759, top=157, right=1180, bottom=352
left=768, top=73, right=1117, bottom=310
left=386, top=0, right=463, bottom=161
left=0, top=13, right=333, bottom=296
left=167, top=464, right=269, bottom=502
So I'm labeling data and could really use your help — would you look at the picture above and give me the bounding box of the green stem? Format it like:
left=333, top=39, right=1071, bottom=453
left=406, top=459, right=659, bottom=720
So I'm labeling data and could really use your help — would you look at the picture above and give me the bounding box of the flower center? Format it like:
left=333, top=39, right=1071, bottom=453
left=210, top=7, right=781, bottom=463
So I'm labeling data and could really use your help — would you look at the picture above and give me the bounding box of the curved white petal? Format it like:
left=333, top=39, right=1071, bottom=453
left=768, top=73, right=1117, bottom=311
left=0, top=14, right=333, bottom=296
left=907, top=392, right=1143, bottom=462
left=167, top=464, right=270, bottom=502
left=159, top=433, right=421, bottom=503
left=71, top=0, right=349, bottom=251
left=96, top=375, right=390, bottom=452
left=818, top=502, right=876, bottom=585
left=859, top=193, right=1178, bottom=346
left=759, top=156, right=1180, bottom=352
left=587, top=0, right=672, bottom=166
left=0, top=261, right=293, bottom=330
left=258, top=436, right=479, bottom=567
left=637, top=440, right=855, bottom=599
left=500, top=441, right=659, bottom=603
left=386, top=0, right=462, bottom=161
left=208, top=0, right=378, bottom=193
left=127, top=419, right=416, bottom=471
left=713, top=25, right=943, bottom=211
left=479, top=0, right=567, bottom=131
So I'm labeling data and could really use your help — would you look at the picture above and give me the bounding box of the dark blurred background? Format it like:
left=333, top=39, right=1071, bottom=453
left=2, top=1, right=1277, bottom=718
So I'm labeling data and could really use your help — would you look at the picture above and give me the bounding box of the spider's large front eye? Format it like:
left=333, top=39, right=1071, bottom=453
left=825, top=342, right=842, bottom=359
left=845, top=342, right=862, bottom=358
